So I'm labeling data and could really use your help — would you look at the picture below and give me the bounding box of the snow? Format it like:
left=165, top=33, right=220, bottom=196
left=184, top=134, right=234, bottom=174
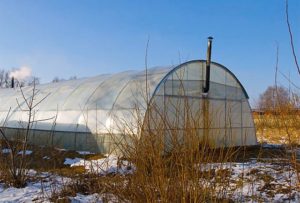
left=71, top=155, right=135, bottom=175
left=77, top=151, right=95, bottom=155
left=0, top=151, right=299, bottom=202
left=0, top=183, right=42, bottom=203
left=0, top=172, right=69, bottom=203
left=69, top=193, right=102, bottom=203
left=1, top=148, right=11, bottom=154
left=69, top=193, right=118, bottom=203
left=1, top=149, right=33, bottom=155
left=17, top=150, right=33, bottom=155
left=64, top=158, right=84, bottom=165
left=0, top=173, right=115, bottom=202
left=27, top=169, right=37, bottom=176
left=55, top=148, right=67, bottom=151
left=199, top=159, right=300, bottom=202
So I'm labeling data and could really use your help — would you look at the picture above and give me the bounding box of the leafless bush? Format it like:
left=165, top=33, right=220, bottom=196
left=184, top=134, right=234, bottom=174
left=0, top=80, right=53, bottom=187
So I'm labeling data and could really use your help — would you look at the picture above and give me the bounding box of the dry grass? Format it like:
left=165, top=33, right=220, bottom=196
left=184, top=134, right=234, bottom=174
left=255, top=114, right=300, bottom=145
left=92, top=95, right=256, bottom=202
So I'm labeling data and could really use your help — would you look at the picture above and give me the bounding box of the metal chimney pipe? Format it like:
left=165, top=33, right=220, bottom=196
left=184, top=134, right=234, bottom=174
left=11, top=77, right=15, bottom=88
left=203, top=36, right=213, bottom=93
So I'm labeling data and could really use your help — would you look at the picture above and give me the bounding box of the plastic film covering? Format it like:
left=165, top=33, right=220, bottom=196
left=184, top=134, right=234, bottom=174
left=0, top=67, right=171, bottom=128
left=149, top=60, right=257, bottom=147
left=0, top=60, right=256, bottom=152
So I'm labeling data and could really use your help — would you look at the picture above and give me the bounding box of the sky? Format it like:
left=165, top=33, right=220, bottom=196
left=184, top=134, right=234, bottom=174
left=0, top=0, right=299, bottom=106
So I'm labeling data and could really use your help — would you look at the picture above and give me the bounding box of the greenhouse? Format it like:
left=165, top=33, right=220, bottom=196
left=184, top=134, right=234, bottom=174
left=0, top=59, right=257, bottom=153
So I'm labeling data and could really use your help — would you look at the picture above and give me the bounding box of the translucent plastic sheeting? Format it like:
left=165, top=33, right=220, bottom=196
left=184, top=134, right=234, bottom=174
left=0, top=67, right=172, bottom=133
left=149, top=60, right=256, bottom=147
left=0, top=60, right=256, bottom=152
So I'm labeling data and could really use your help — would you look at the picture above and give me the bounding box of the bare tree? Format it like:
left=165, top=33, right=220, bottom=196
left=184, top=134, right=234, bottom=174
left=257, top=85, right=292, bottom=110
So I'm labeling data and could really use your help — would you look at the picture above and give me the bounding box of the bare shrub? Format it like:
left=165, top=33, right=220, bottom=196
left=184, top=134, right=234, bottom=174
left=0, top=80, right=53, bottom=187
left=95, top=68, right=245, bottom=202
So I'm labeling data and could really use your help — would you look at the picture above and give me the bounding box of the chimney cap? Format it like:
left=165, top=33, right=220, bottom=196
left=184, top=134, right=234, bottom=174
left=208, top=36, right=213, bottom=40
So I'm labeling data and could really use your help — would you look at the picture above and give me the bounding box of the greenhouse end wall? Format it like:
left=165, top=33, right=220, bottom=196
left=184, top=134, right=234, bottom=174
left=145, top=60, right=257, bottom=149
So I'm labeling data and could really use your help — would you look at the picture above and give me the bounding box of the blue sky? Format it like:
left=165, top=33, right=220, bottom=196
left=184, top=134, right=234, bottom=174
left=0, top=0, right=299, bottom=105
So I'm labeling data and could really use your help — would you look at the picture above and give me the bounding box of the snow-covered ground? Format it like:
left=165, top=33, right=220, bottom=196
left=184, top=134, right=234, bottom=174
left=76, top=151, right=95, bottom=155
left=17, top=150, right=33, bottom=155
left=0, top=155, right=134, bottom=202
left=200, top=160, right=300, bottom=202
left=0, top=154, right=299, bottom=202
left=69, top=193, right=103, bottom=203
left=0, top=184, right=104, bottom=203
left=2, top=149, right=33, bottom=155
left=64, top=157, right=84, bottom=165
left=70, top=155, right=135, bottom=175
left=0, top=170, right=108, bottom=203
left=1, top=149, right=11, bottom=154
left=0, top=171, right=68, bottom=203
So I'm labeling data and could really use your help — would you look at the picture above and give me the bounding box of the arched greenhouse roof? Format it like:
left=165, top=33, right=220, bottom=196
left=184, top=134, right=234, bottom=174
left=0, top=60, right=250, bottom=134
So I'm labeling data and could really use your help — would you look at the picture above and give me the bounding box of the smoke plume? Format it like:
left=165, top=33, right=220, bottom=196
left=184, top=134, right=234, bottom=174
left=9, top=66, right=32, bottom=81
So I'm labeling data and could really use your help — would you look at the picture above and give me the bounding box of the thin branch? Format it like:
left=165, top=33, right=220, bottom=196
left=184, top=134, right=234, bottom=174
left=2, top=107, right=12, bottom=127
left=32, top=92, right=51, bottom=109
left=0, top=107, right=12, bottom=149
left=145, top=36, right=150, bottom=105
left=16, top=98, right=28, bottom=112
left=19, top=87, right=30, bottom=109
left=145, top=36, right=150, bottom=131
left=30, top=116, right=56, bottom=123
left=279, top=70, right=300, bottom=90
left=275, top=43, right=279, bottom=89
left=286, top=0, right=300, bottom=75
left=274, top=43, right=279, bottom=107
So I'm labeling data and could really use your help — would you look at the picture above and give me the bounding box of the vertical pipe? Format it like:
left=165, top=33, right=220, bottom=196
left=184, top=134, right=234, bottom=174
left=203, top=37, right=213, bottom=146
left=11, top=77, right=15, bottom=88
left=203, top=36, right=213, bottom=93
